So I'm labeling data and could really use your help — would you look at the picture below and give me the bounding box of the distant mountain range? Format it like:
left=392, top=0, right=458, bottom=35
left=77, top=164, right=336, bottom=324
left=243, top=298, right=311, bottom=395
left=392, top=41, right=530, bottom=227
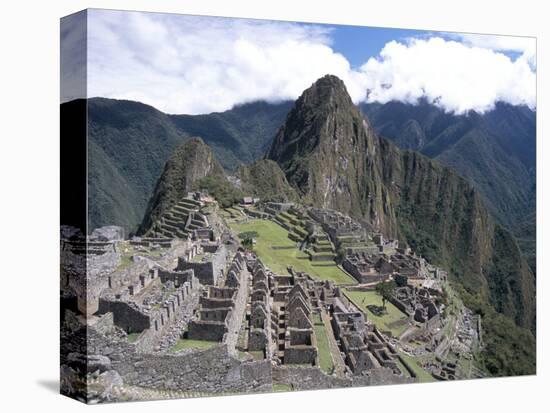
left=83, top=97, right=292, bottom=233
left=360, top=100, right=536, bottom=273
left=80, top=95, right=536, bottom=274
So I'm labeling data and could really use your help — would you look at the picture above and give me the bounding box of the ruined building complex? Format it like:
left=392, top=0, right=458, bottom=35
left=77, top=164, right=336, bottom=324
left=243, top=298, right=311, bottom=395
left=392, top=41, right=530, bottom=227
left=61, top=194, right=480, bottom=403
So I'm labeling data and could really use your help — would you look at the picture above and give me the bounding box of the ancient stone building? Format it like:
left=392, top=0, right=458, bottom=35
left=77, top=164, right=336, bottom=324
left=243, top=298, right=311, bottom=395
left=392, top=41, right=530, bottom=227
left=176, top=242, right=228, bottom=285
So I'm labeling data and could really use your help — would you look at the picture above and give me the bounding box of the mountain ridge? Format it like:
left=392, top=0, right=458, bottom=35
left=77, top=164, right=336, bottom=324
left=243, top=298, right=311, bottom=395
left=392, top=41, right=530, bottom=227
left=84, top=97, right=292, bottom=233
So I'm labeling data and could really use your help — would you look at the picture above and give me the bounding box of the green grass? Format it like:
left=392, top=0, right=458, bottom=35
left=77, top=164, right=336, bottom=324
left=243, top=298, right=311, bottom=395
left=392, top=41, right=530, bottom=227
left=314, top=322, right=335, bottom=374
left=229, top=219, right=355, bottom=285
left=395, top=357, right=412, bottom=378
left=170, top=339, right=217, bottom=352
left=117, top=254, right=134, bottom=271
left=116, top=242, right=164, bottom=271
left=398, top=351, right=436, bottom=383
left=127, top=332, right=141, bottom=343
left=249, top=351, right=264, bottom=360
left=272, top=383, right=292, bottom=392
left=345, top=290, right=409, bottom=337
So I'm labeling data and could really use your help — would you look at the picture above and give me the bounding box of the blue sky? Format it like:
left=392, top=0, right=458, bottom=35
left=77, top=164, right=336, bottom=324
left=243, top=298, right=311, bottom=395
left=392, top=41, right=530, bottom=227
left=327, top=25, right=429, bottom=68
left=61, top=9, right=536, bottom=115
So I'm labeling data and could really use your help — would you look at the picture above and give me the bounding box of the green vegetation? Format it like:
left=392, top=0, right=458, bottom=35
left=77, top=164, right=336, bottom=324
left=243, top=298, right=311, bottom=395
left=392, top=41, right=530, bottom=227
left=115, top=241, right=163, bottom=271
left=193, top=175, right=243, bottom=208
left=398, top=351, right=436, bottom=383
left=237, top=159, right=298, bottom=203
left=272, top=383, right=292, bottom=392
left=138, top=138, right=226, bottom=234
left=248, top=351, right=264, bottom=361
left=170, top=339, right=217, bottom=352
left=361, top=101, right=536, bottom=276
left=126, top=332, right=141, bottom=343
left=454, top=284, right=536, bottom=376
left=230, top=219, right=355, bottom=284
left=116, top=254, right=134, bottom=272
left=375, top=280, right=397, bottom=310
left=314, top=321, right=335, bottom=374
left=345, top=290, right=409, bottom=337
left=85, top=97, right=292, bottom=233
left=238, top=231, right=259, bottom=249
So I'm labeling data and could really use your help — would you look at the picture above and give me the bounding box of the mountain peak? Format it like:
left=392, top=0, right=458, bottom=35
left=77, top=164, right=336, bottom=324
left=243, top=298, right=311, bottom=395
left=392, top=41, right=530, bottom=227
left=298, top=74, right=354, bottom=110
left=266, top=74, right=370, bottom=167
left=138, top=137, right=225, bottom=234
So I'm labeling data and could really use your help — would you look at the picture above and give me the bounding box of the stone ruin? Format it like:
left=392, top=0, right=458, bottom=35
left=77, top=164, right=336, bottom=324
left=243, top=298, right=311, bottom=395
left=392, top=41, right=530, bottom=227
left=391, top=284, right=441, bottom=328
left=283, top=283, right=318, bottom=365
left=186, top=251, right=248, bottom=350
left=176, top=241, right=229, bottom=285
left=342, top=246, right=431, bottom=285
left=97, top=263, right=201, bottom=352
left=147, top=194, right=215, bottom=241
left=247, top=259, right=273, bottom=358
left=330, top=296, right=407, bottom=377
left=342, top=253, right=393, bottom=284
left=264, top=201, right=294, bottom=217
left=308, top=207, right=365, bottom=243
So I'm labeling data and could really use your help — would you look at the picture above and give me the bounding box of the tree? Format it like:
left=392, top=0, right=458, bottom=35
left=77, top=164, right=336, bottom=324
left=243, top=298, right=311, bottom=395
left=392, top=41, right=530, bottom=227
left=375, top=280, right=396, bottom=310
left=238, top=231, right=259, bottom=249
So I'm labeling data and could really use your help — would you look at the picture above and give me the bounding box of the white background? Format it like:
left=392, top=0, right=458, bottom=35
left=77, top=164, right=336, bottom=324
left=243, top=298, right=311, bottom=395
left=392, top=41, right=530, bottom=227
left=0, top=0, right=547, bottom=411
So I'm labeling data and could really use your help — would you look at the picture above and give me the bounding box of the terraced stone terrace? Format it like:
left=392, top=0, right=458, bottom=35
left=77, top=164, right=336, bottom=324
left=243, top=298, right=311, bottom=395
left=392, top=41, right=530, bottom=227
left=275, top=210, right=310, bottom=242
left=229, top=219, right=356, bottom=285
left=147, top=197, right=204, bottom=239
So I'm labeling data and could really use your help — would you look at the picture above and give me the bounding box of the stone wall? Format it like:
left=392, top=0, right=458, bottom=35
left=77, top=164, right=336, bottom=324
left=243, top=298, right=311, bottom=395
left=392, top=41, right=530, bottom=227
left=177, top=244, right=227, bottom=285
left=87, top=328, right=272, bottom=394
left=158, top=268, right=194, bottom=287
left=97, top=300, right=150, bottom=333
left=223, top=267, right=249, bottom=353
left=188, top=321, right=228, bottom=341
left=272, top=366, right=350, bottom=390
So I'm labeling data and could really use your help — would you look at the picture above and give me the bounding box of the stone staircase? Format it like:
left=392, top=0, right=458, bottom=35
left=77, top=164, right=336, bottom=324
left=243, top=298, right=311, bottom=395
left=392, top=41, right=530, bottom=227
left=306, top=232, right=337, bottom=262
left=147, top=197, right=206, bottom=239
left=275, top=210, right=309, bottom=242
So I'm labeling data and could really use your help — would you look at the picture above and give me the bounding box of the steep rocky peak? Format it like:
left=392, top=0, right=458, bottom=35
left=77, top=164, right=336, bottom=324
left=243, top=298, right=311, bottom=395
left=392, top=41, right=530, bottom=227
left=267, top=74, right=373, bottom=164
left=298, top=74, right=353, bottom=109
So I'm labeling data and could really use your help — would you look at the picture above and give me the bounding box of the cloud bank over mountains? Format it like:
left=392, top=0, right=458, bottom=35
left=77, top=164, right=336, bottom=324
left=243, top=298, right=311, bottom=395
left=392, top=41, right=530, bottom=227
left=84, top=9, right=536, bottom=115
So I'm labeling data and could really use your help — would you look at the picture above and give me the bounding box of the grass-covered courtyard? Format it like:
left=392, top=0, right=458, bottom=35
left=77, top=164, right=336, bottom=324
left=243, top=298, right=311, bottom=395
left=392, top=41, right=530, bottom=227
left=344, top=290, right=410, bottom=337
left=314, top=320, right=335, bottom=374
left=170, top=338, right=217, bottom=352
left=229, top=219, right=355, bottom=285
left=398, top=351, right=436, bottom=383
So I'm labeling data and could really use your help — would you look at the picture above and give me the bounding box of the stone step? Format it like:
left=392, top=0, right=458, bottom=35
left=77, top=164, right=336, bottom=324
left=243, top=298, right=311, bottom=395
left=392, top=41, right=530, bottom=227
left=175, top=229, right=188, bottom=238
left=313, top=244, right=333, bottom=253
left=158, top=228, right=176, bottom=239
left=163, top=217, right=186, bottom=229
left=173, top=203, right=195, bottom=213
left=167, top=210, right=188, bottom=221
left=190, top=219, right=206, bottom=228
left=178, top=198, right=202, bottom=208
left=160, top=222, right=179, bottom=234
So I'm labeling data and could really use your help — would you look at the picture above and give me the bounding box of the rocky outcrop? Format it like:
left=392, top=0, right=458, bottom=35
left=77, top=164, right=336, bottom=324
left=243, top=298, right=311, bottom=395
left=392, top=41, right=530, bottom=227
left=138, top=138, right=225, bottom=234
left=236, top=159, right=298, bottom=203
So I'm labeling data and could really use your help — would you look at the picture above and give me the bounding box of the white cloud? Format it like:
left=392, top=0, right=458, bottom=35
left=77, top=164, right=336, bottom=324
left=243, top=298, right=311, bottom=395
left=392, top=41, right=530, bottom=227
left=87, top=10, right=367, bottom=114
left=86, top=10, right=536, bottom=115
left=360, top=37, right=536, bottom=114
left=450, top=33, right=536, bottom=69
